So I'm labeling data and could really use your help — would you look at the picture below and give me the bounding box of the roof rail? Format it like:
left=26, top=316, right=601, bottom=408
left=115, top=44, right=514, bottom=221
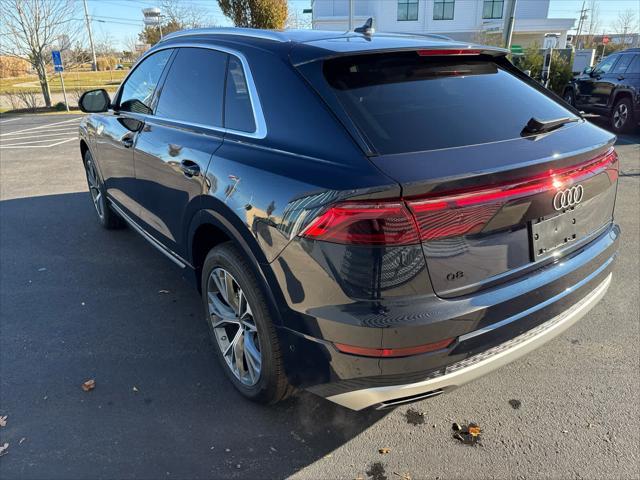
left=158, top=27, right=289, bottom=44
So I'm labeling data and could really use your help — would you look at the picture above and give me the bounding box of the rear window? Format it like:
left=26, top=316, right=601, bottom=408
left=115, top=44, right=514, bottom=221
left=323, top=52, right=578, bottom=154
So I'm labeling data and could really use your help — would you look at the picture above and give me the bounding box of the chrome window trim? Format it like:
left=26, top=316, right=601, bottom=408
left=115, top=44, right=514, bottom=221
left=115, top=42, right=267, bottom=140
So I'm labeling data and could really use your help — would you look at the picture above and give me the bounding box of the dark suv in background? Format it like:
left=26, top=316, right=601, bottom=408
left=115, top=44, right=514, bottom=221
left=564, top=48, right=640, bottom=133
left=78, top=28, right=619, bottom=410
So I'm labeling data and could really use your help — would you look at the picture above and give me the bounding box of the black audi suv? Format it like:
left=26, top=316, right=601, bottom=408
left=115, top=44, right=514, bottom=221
left=78, top=28, right=619, bottom=410
left=564, top=48, right=640, bottom=133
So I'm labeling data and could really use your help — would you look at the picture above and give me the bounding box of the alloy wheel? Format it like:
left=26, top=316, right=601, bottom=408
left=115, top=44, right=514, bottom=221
left=207, top=267, right=262, bottom=386
left=613, top=103, right=628, bottom=129
left=85, top=160, right=104, bottom=219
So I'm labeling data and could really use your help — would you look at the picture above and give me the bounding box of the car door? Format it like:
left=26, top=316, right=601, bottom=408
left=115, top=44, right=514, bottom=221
left=590, top=54, right=622, bottom=110
left=609, top=53, right=636, bottom=103
left=132, top=47, right=227, bottom=257
left=94, top=49, right=173, bottom=216
left=575, top=54, right=618, bottom=109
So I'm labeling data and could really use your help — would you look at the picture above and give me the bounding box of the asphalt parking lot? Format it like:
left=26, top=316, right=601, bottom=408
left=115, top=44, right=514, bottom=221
left=0, top=113, right=639, bottom=480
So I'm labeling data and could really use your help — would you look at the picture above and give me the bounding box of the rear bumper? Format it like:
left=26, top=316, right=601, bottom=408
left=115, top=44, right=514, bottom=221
left=326, top=272, right=611, bottom=410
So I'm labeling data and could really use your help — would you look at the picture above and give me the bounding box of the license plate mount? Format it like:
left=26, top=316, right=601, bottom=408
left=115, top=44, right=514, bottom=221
left=530, top=207, right=582, bottom=260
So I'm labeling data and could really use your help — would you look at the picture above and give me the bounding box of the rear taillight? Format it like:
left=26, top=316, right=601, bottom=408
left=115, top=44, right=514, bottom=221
left=300, top=148, right=618, bottom=245
left=300, top=202, right=419, bottom=245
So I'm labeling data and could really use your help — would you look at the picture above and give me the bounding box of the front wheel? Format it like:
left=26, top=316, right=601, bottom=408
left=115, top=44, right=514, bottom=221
left=201, top=242, right=293, bottom=404
left=611, top=97, right=634, bottom=133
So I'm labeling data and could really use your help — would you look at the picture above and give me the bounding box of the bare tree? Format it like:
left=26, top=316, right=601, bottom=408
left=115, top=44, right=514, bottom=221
left=612, top=10, right=639, bottom=47
left=0, top=0, right=79, bottom=107
left=161, top=0, right=214, bottom=29
left=286, top=9, right=311, bottom=29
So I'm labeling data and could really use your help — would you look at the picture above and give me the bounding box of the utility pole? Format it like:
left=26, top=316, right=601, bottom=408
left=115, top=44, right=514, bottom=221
left=83, top=0, right=97, bottom=71
left=348, top=0, right=353, bottom=31
left=575, top=1, right=589, bottom=49
left=502, top=0, right=518, bottom=49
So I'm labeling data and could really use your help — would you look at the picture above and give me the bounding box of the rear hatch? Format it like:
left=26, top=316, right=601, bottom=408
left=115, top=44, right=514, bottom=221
left=296, top=47, right=618, bottom=298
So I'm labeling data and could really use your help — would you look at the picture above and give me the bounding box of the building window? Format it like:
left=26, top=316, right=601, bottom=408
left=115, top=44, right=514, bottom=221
left=482, top=0, right=503, bottom=19
left=433, top=0, right=454, bottom=20
left=398, top=0, right=418, bottom=21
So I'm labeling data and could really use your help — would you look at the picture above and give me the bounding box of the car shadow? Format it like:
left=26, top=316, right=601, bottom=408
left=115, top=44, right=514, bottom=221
left=0, top=192, right=388, bottom=480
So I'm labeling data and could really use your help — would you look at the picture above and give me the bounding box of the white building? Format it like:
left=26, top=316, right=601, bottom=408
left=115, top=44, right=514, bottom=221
left=312, top=0, right=576, bottom=48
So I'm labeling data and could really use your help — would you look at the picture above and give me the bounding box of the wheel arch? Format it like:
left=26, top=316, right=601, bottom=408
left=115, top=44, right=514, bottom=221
left=188, top=204, right=286, bottom=326
left=611, top=89, right=633, bottom=109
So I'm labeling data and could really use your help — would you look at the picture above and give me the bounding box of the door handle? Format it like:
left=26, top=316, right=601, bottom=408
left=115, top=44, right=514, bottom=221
left=121, top=134, right=135, bottom=148
left=180, top=160, right=200, bottom=177
left=618, top=75, right=625, bottom=81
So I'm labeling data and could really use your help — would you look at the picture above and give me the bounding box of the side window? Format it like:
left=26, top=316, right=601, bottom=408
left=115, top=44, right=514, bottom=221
left=224, top=56, right=256, bottom=133
left=119, top=49, right=172, bottom=114
left=627, top=55, right=640, bottom=74
left=155, top=48, right=227, bottom=127
left=594, top=55, right=618, bottom=75
left=612, top=54, right=633, bottom=74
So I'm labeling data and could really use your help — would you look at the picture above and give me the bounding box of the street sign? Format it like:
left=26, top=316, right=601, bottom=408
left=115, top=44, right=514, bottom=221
left=510, top=44, right=523, bottom=55
left=602, top=36, right=610, bottom=45
left=51, top=50, right=63, bottom=72
left=51, top=50, right=69, bottom=111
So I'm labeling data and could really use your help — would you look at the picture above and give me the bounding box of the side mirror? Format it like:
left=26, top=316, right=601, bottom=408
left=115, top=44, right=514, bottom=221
left=79, top=89, right=111, bottom=113
left=583, top=66, right=593, bottom=75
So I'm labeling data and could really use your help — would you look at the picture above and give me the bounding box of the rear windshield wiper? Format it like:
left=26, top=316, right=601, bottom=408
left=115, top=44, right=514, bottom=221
left=521, top=116, right=579, bottom=136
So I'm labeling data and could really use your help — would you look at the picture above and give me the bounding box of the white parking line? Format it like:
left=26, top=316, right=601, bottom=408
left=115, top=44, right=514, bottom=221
left=0, top=117, right=81, bottom=149
left=1, top=126, right=78, bottom=136
left=0, top=117, right=21, bottom=125
left=0, top=130, right=78, bottom=140
left=2, top=117, right=80, bottom=135
left=0, top=137, right=76, bottom=149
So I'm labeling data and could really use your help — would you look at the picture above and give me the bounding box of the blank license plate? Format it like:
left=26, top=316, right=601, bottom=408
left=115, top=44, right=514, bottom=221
left=530, top=207, right=585, bottom=260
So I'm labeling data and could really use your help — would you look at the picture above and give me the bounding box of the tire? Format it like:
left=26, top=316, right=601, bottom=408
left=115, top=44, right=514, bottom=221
left=563, top=88, right=575, bottom=107
left=610, top=97, right=634, bottom=134
left=83, top=150, right=125, bottom=229
left=201, top=242, right=293, bottom=404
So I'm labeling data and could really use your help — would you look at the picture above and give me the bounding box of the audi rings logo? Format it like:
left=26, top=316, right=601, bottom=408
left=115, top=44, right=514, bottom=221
left=553, top=185, right=584, bottom=211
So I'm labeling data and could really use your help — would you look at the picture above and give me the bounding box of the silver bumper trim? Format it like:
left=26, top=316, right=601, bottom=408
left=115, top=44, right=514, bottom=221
left=327, top=273, right=612, bottom=411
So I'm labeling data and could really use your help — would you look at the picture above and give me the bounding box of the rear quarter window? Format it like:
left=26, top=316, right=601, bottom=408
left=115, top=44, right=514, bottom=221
left=323, top=52, right=579, bottom=154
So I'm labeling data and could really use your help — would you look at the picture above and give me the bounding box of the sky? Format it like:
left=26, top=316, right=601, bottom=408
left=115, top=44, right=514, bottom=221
left=80, top=0, right=640, bottom=50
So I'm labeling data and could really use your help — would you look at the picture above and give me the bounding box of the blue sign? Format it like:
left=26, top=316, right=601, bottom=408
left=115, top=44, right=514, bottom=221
left=51, top=50, right=63, bottom=72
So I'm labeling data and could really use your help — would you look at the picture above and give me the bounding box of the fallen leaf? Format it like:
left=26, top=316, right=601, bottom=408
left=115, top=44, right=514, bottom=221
left=132, top=386, right=139, bottom=392
left=378, top=447, right=391, bottom=454
left=468, top=424, right=481, bottom=437
left=0, top=416, right=6, bottom=427
left=19, top=438, right=26, bottom=445
left=452, top=421, right=482, bottom=446
left=82, top=379, right=96, bottom=392
left=0, top=443, right=8, bottom=456
left=393, top=473, right=412, bottom=480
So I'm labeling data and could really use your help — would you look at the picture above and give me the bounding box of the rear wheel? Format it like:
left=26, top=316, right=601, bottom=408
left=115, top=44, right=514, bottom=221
left=83, top=150, right=125, bottom=229
left=201, top=242, right=293, bottom=404
left=611, top=97, right=634, bottom=133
